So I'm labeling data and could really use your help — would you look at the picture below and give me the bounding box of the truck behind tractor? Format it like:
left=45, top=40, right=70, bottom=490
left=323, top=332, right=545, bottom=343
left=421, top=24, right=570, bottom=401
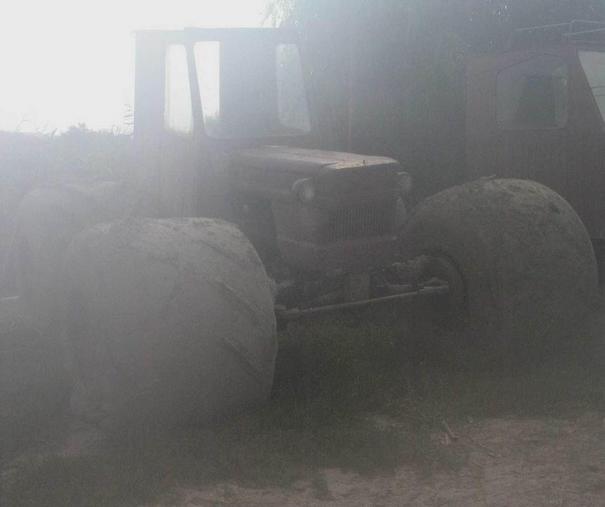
left=467, top=20, right=605, bottom=274
left=4, top=27, right=598, bottom=430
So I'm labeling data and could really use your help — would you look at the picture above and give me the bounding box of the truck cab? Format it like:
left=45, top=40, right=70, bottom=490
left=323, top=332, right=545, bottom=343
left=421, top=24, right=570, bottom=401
left=467, top=20, right=605, bottom=258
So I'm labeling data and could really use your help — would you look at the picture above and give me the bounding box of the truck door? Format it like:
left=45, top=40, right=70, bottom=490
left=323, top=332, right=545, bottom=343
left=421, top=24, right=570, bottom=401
left=467, top=52, right=571, bottom=197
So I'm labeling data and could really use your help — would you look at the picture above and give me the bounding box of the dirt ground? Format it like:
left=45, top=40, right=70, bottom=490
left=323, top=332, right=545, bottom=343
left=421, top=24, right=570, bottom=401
left=4, top=305, right=605, bottom=507
left=161, top=413, right=605, bottom=507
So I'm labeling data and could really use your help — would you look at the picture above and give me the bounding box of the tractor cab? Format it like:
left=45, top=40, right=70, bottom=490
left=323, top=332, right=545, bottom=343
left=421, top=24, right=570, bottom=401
left=134, top=28, right=314, bottom=145
left=133, top=28, right=406, bottom=288
left=467, top=20, right=605, bottom=253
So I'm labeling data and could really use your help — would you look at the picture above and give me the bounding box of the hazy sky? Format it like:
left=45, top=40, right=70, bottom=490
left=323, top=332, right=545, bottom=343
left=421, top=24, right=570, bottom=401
left=0, top=0, right=269, bottom=132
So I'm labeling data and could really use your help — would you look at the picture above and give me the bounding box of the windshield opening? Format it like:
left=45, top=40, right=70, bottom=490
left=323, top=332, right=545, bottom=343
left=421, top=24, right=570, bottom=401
left=194, top=40, right=311, bottom=139
left=579, top=50, right=605, bottom=122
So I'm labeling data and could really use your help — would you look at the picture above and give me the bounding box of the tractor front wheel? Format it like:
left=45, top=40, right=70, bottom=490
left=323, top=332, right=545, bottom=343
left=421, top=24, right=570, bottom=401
left=400, top=178, right=598, bottom=363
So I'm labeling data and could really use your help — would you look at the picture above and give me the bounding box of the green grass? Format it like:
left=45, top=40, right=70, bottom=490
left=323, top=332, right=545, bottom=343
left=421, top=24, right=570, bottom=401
left=2, top=306, right=605, bottom=507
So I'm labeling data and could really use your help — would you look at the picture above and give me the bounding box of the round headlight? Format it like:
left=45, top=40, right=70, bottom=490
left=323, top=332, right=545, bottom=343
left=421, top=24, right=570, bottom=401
left=397, top=171, right=413, bottom=196
left=292, top=178, right=316, bottom=203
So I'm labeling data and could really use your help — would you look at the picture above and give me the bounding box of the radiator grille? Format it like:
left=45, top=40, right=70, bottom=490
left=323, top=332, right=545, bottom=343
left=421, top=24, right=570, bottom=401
left=326, top=203, right=393, bottom=241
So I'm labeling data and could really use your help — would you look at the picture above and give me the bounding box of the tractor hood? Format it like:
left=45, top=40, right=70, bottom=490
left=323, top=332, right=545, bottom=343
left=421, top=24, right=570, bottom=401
left=234, top=145, right=401, bottom=176
left=229, top=145, right=404, bottom=207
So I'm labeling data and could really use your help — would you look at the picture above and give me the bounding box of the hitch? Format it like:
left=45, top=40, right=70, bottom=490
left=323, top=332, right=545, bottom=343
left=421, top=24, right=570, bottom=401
left=275, top=283, right=449, bottom=322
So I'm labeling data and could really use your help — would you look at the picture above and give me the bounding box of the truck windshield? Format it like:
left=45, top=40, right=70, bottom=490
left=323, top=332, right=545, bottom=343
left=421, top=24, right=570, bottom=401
left=194, top=40, right=311, bottom=139
left=579, top=50, right=605, bottom=121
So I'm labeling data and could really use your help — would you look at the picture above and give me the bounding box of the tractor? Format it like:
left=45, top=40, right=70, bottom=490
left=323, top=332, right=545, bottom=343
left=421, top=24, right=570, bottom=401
left=4, top=27, right=597, bottom=430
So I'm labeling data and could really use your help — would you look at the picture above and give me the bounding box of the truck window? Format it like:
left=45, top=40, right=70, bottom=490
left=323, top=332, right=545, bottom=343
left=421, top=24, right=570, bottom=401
left=497, top=56, right=568, bottom=129
left=579, top=51, right=605, bottom=122
left=164, top=45, right=193, bottom=134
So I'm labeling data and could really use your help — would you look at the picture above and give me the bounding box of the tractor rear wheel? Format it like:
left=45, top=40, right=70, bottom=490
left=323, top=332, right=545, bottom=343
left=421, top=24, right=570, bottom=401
left=400, top=178, right=598, bottom=363
left=1, top=181, right=143, bottom=439
left=10, top=181, right=143, bottom=327
left=64, top=218, right=277, bottom=431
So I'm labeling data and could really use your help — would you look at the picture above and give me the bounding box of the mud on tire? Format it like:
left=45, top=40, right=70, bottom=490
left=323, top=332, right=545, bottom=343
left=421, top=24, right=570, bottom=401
left=401, top=178, right=599, bottom=362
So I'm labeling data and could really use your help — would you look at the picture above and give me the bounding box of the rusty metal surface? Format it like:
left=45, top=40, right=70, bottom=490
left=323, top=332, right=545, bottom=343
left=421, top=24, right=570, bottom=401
left=236, top=146, right=399, bottom=176
left=466, top=42, right=605, bottom=241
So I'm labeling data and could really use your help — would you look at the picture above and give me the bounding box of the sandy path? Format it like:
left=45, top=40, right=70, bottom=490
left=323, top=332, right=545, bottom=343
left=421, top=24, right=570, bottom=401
left=165, top=412, right=605, bottom=507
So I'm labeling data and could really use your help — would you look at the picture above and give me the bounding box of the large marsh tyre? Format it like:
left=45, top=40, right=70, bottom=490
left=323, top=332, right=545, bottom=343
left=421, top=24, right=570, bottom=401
left=9, top=180, right=144, bottom=327
left=64, top=218, right=277, bottom=430
left=0, top=181, right=143, bottom=435
left=401, top=178, right=598, bottom=361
